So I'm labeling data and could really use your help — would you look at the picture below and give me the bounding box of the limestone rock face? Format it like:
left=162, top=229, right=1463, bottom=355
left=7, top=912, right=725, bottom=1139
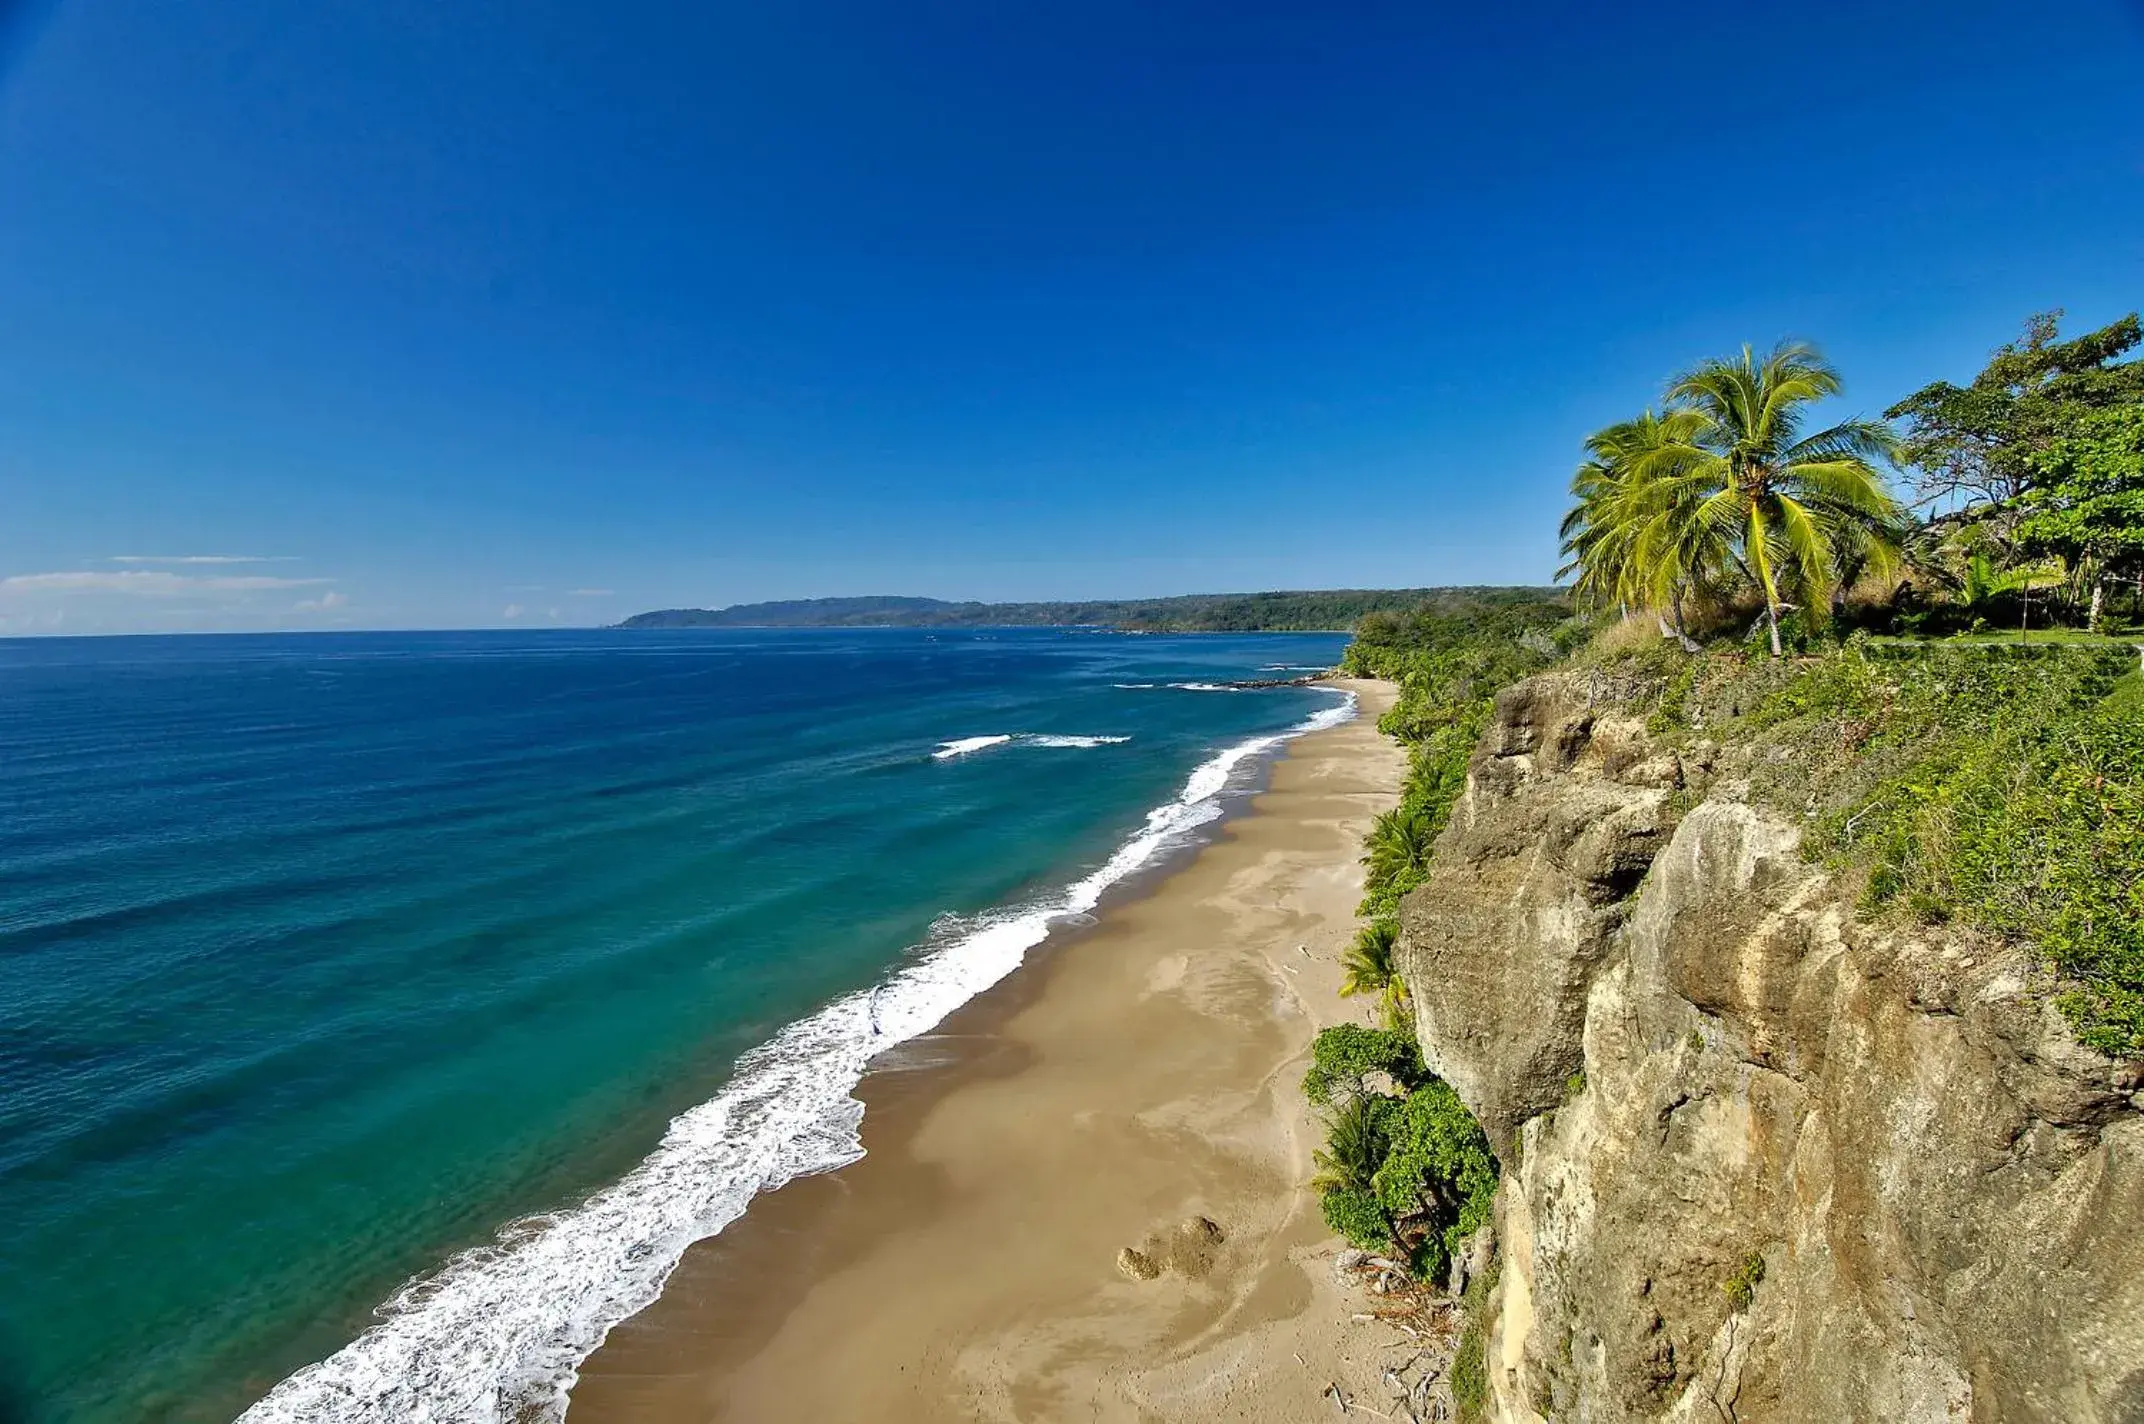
left=1399, top=673, right=2144, bottom=1424
left=1400, top=677, right=1676, bottom=1157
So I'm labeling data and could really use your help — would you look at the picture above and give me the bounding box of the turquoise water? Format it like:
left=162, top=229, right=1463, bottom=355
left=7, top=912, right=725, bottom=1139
left=0, top=628, right=1349, bottom=1423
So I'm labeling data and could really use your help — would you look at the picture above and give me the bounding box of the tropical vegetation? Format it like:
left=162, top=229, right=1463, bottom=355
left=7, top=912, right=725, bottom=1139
left=1561, top=313, right=2144, bottom=647
left=619, top=585, right=1565, bottom=632
left=1559, top=342, right=1908, bottom=654
left=1301, top=1021, right=1498, bottom=1283
left=1300, top=307, right=2144, bottom=1403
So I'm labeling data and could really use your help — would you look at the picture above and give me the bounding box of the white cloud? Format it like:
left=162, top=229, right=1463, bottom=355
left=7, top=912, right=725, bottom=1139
left=567, top=587, right=614, bottom=597
left=109, top=554, right=298, bottom=565
left=502, top=603, right=526, bottom=620
left=1, top=570, right=331, bottom=596
left=294, top=590, right=349, bottom=611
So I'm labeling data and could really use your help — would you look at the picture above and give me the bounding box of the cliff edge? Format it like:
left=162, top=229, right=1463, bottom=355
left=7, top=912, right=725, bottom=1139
left=1399, top=671, right=2144, bottom=1422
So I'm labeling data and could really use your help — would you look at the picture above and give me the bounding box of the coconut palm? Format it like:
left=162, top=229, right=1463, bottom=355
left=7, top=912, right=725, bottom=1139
left=1310, top=1094, right=1394, bottom=1197
left=1639, top=343, right=1906, bottom=655
left=1340, top=917, right=1410, bottom=1021
left=1361, top=805, right=1436, bottom=898
left=1563, top=408, right=1725, bottom=637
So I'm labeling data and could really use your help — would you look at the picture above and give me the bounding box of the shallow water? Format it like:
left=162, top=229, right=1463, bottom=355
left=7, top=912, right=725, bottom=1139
left=0, top=626, right=1347, bottom=1423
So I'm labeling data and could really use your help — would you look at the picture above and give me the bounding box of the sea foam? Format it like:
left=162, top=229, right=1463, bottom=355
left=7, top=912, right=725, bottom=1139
left=933, top=733, right=1131, bottom=758
left=932, top=734, right=1015, bottom=758
left=237, top=690, right=1356, bottom=1424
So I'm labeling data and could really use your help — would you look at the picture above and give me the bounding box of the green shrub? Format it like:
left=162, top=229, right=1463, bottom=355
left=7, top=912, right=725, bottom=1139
left=1347, top=599, right=1575, bottom=916
left=1651, top=640, right=2141, bottom=1057
left=1319, top=1186, right=1392, bottom=1252
left=1945, top=698, right=2144, bottom=1053
left=1302, top=1023, right=1424, bottom=1107
left=1722, top=1250, right=1767, bottom=1311
left=1371, top=1080, right=1500, bottom=1282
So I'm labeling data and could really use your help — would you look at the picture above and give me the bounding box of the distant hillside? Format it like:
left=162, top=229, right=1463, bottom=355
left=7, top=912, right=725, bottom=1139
left=616, top=587, right=1566, bottom=633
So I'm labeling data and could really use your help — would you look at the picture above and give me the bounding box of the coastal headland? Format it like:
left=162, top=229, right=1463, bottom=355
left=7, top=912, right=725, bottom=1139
left=569, top=678, right=1410, bottom=1421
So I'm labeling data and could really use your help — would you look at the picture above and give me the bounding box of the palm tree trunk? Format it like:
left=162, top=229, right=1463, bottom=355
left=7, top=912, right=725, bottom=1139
left=1749, top=505, right=1784, bottom=657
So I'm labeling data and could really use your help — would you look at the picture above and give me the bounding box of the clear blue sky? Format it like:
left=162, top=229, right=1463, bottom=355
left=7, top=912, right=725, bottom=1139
left=1, top=0, right=2140, bottom=633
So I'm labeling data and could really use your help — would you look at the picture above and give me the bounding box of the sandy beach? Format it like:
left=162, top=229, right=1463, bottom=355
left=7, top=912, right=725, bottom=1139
left=567, top=677, right=1416, bottom=1422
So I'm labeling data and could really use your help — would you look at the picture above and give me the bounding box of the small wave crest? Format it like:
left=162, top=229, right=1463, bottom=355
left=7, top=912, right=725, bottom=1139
left=933, top=733, right=1130, bottom=758
left=932, top=734, right=1014, bottom=759
left=238, top=690, right=1356, bottom=1424
left=1168, top=681, right=1240, bottom=693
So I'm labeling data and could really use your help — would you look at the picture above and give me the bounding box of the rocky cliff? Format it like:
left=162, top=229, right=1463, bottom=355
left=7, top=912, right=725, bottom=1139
left=1398, top=672, right=2144, bottom=1423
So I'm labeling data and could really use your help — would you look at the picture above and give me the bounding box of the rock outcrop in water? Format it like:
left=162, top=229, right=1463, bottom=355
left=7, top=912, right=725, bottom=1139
left=1397, top=673, right=2144, bottom=1422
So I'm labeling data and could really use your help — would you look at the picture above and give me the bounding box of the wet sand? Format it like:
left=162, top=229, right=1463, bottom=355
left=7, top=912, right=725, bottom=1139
left=569, top=678, right=1408, bottom=1422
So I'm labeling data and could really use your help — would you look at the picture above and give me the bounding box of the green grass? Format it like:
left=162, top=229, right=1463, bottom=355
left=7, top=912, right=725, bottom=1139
left=1868, top=628, right=2144, bottom=649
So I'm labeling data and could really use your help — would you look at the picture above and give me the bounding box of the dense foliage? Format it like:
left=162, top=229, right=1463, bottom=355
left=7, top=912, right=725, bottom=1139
left=1559, top=343, right=1908, bottom=655
left=1885, top=311, right=2144, bottom=633
left=1342, top=598, right=1576, bottom=924
left=619, top=585, right=1565, bottom=632
left=1301, top=1022, right=1423, bottom=1108
left=1887, top=311, right=2144, bottom=517
left=1563, top=314, right=2144, bottom=647
left=1627, top=637, right=2144, bottom=1055
left=1303, top=1024, right=1498, bottom=1279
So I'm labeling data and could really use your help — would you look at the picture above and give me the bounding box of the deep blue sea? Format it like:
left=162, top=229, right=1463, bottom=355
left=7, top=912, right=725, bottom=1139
left=0, top=627, right=1351, bottom=1424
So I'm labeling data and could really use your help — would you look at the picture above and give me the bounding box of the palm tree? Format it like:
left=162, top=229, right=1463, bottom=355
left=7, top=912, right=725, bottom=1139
left=1642, top=343, right=1906, bottom=656
left=1361, top=805, right=1436, bottom=896
left=1560, top=409, right=1720, bottom=640
left=1311, top=1094, right=1393, bottom=1197
left=1340, top=918, right=1410, bottom=1021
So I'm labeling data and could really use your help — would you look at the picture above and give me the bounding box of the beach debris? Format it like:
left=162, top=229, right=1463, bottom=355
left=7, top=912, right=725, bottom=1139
left=1322, top=1382, right=1394, bottom=1418
left=1115, top=1246, right=1161, bottom=1281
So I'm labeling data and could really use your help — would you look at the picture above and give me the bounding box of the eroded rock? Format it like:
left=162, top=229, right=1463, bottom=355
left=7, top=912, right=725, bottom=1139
left=1398, top=672, right=2144, bottom=1422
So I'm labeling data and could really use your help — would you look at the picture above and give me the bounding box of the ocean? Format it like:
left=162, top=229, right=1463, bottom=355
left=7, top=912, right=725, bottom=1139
left=0, top=627, right=1352, bottom=1423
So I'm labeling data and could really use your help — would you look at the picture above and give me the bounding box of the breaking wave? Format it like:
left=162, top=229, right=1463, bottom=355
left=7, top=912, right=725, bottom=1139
left=933, top=733, right=1131, bottom=758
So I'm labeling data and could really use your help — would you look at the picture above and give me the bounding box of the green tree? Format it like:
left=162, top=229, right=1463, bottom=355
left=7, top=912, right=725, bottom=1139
left=1559, top=409, right=1717, bottom=636
left=1339, top=917, right=1410, bottom=1022
left=1361, top=804, right=1437, bottom=903
left=1312, top=1092, right=1401, bottom=1252
left=1370, top=1080, right=1500, bottom=1281
left=1640, top=343, right=1906, bottom=655
left=2017, top=404, right=2144, bottom=629
left=1886, top=310, right=2144, bottom=526
left=1302, top=1022, right=1424, bottom=1107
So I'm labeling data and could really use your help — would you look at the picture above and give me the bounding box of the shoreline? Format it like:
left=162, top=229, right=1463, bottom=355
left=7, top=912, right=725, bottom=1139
left=568, top=677, right=1407, bottom=1422
left=229, top=675, right=1367, bottom=1424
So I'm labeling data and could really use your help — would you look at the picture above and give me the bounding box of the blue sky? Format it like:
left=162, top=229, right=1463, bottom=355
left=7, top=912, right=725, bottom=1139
left=0, top=0, right=2140, bottom=633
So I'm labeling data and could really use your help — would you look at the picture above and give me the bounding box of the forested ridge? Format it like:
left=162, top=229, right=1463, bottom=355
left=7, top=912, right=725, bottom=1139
left=618, top=586, right=1560, bottom=632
